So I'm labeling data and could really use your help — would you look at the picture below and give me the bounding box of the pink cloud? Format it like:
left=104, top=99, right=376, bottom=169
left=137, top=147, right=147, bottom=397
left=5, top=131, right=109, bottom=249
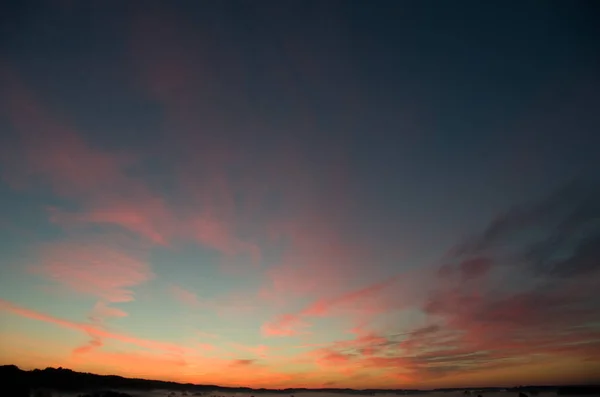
left=384, top=266, right=600, bottom=381
left=89, top=301, right=128, bottom=323
left=0, top=64, right=174, bottom=246
left=314, top=349, right=354, bottom=368
left=168, top=284, right=259, bottom=319
left=128, top=4, right=377, bottom=286
left=169, top=284, right=203, bottom=307
left=261, top=214, right=362, bottom=301
left=0, top=299, right=189, bottom=354
left=261, top=313, right=312, bottom=337
left=302, top=275, right=401, bottom=317
left=262, top=274, right=410, bottom=337
left=188, top=214, right=261, bottom=269
left=289, top=261, right=600, bottom=384
left=128, top=10, right=268, bottom=269
left=401, top=185, right=600, bottom=382
left=32, top=239, right=154, bottom=303
left=58, top=202, right=171, bottom=246
left=72, top=336, right=103, bottom=355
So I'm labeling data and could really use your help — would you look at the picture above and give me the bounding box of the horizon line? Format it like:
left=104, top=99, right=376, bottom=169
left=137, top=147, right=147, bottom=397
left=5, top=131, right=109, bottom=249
left=4, top=364, right=599, bottom=392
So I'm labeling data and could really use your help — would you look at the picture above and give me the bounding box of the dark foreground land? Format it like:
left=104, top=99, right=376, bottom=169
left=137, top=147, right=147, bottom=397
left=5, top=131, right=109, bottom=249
left=2, top=365, right=599, bottom=397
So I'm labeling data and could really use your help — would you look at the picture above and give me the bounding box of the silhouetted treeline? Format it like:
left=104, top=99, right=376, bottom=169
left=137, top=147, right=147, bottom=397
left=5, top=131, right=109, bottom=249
left=1, top=365, right=218, bottom=394
left=1, top=365, right=422, bottom=394
left=1, top=365, right=599, bottom=395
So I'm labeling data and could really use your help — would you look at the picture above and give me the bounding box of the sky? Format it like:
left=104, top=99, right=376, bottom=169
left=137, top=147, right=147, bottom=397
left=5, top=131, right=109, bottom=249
left=1, top=0, right=600, bottom=390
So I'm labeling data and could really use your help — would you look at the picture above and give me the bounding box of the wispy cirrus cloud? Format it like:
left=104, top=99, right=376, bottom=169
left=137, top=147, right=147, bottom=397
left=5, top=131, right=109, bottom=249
left=128, top=4, right=267, bottom=271
left=169, top=284, right=203, bottom=307
left=129, top=3, right=370, bottom=287
left=0, top=298, right=305, bottom=387
left=262, top=275, right=402, bottom=337
left=89, top=301, right=128, bottom=322
left=31, top=237, right=154, bottom=303
left=275, top=183, right=600, bottom=385
left=0, top=299, right=187, bottom=354
left=0, top=63, right=174, bottom=246
left=23, top=233, right=154, bottom=354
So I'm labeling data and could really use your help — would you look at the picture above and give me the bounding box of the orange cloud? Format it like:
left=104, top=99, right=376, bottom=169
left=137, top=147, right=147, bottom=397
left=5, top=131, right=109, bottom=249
left=261, top=313, right=312, bottom=337
left=72, top=337, right=103, bottom=355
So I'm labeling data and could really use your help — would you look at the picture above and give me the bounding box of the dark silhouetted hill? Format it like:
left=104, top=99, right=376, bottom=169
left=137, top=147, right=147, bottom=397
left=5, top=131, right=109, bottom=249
left=1, top=364, right=599, bottom=395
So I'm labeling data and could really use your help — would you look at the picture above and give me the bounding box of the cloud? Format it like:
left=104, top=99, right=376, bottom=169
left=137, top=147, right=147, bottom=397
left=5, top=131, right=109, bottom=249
left=32, top=238, right=154, bottom=303
left=447, top=181, right=600, bottom=283
left=283, top=182, right=600, bottom=384
left=1, top=299, right=307, bottom=386
left=188, top=215, right=262, bottom=270
left=128, top=5, right=269, bottom=270
left=453, top=181, right=600, bottom=270
left=262, top=276, right=402, bottom=337
left=88, top=301, right=128, bottom=323
left=169, top=284, right=203, bottom=307
left=128, top=3, right=372, bottom=286
left=26, top=233, right=149, bottom=356
left=0, top=63, right=174, bottom=246
left=72, top=337, right=103, bottom=355
left=301, top=275, right=402, bottom=317
left=168, top=284, right=260, bottom=319
left=230, top=359, right=256, bottom=367
left=401, top=182, right=600, bottom=380
left=0, top=299, right=188, bottom=354
left=260, top=211, right=364, bottom=301
left=1, top=61, right=266, bottom=269
left=262, top=314, right=311, bottom=337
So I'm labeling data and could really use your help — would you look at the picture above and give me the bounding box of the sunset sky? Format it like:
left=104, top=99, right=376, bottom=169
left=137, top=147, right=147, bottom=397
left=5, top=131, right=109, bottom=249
left=1, top=0, right=599, bottom=389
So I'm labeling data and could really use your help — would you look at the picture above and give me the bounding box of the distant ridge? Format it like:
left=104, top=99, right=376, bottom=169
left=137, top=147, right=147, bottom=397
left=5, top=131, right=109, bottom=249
left=1, top=365, right=599, bottom=395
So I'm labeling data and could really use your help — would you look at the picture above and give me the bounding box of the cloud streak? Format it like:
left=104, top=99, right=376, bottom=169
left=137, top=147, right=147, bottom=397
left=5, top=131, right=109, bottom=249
left=262, top=275, right=403, bottom=337
left=31, top=238, right=154, bottom=303
left=0, top=299, right=187, bottom=354
left=0, top=63, right=174, bottom=246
